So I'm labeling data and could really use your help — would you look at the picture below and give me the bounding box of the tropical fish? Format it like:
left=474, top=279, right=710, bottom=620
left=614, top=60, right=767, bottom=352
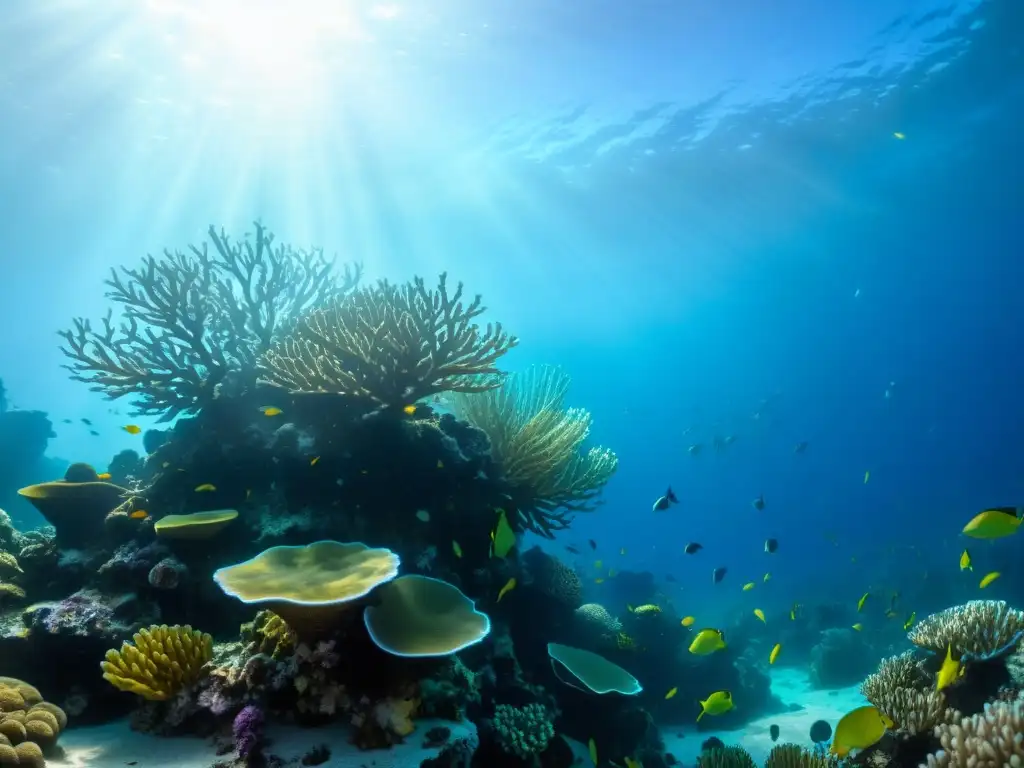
left=962, top=507, right=1023, bottom=540
left=81, top=418, right=92, bottom=425
left=903, top=612, right=916, bottom=631
left=689, top=628, right=726, bottom=656
left=697, top=690, right=734, bottom=721
left=769, top=643, right=781, bottom=664
left=122, top=424, right=141, bottom=434
left=310, top=456, right=320, bottom=466
left=97, top=473, right=112, bottom=480
left=452, top=540, right=463, bottom=558
left=665, top=687, right=678, bottom=700
left=936, top=643, right=963, bottom=691
left=852, top=623, right=863, bottom=631
left=595, top=578, right=605, bottom=584
left=595, top=560, right=603, bottom=570
left=893, top=131, right=906, bottom=139
left=763, top=572, right=771, bottom=582
left=810, top=719, right=832, bottom=744
left=259, top=406, right=283, bottom=416
left=743, top=582, right=756, bottom=592
left=628, top=604, right=662, bottom=616
left=436, top=460, right=444, bottom=469
left=652, top=486, right=679, bottom=512
left=588, top=737, right=598, bottom=766
left=752, top=494, right=765, bottom=511
left=195, top=484, right=216, bottom=492
left=754, top=609, right=766, bottom=623
left=416, top=510, right=431, bottom=523
left=491, top=509, right=516, bottom=559
left=688, top=444, right=703, bottom=455
left=129, top=510, right=149, bottom=520
left=764, top=538, right=778, bottom=554
left=684, top=542, right=703, bottom=554
left=497, top=578, right=516, bottom=603
left=980, top=571, right=1000, bottom=588
left=857, top=592, right=869, bottom=611
left=712, top=567, right=727, bottom=584
left=616, top=632, right=636, bottom=651
left=589, top=539, right=597, bottom=550
left=402, top=404, right=417, bottom=415
left=624, top=758, right=642, bottom=768
left=769, top=724, right=780, bottom=742
left=830, top=706, right=892, bottom=758
left=681, top=616, right=695, bottom=627
left=864, top=471, right=870, bottom=484
left=959, top=549, right=972, bottom=571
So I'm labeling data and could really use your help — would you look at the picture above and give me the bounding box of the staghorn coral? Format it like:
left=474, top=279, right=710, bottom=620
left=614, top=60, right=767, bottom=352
left=260, top=272, right=518, bottom=408
left=764, top=744, right=838, bottom=768
left=493, top=703, right=554, bottom=759
left=59, top=222, right=360, bottom=420
left=446, top=366, right=618, bottom=536
left=924, top=694, right=1024, bottom=767
left=908, top=600, right=1024, bottom=660
left=859, top=651, right=958, bottom=735
left=101, top=624, right=213, bottom=700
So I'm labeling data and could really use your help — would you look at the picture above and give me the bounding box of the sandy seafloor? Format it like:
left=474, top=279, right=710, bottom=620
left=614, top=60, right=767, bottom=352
left=50, top=668, right=864, bottom=767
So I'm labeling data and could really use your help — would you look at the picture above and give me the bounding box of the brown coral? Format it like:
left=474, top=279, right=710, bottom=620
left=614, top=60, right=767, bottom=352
left=909, top=600, right=1024, bottom=659
left=924, top=695, right=1024, bottom=767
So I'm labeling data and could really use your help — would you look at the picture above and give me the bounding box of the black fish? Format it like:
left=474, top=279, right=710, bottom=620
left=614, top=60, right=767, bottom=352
left=713, top=567, right=727, bottom=584
left=764, top=538, right=778, bottom=554
left=752, top=494, right=765, bottom=511
left=565, top=545, right=580, bottom=555
left=809, top=720, right=832, bottom=744
left=769, top=724, right=780, bottom=742
left=89, top=430, right=99, bottom=436
left=588, top=539, right=597, bottom=551
left=81, top=417, right=92, bottom=425
left=701, top=737, right=724, bottom=753
left=652, top=486, right=679, bottom=512
left=61, top=418, right=72, bottom=424
left=684, top=542, right=703, bottom=555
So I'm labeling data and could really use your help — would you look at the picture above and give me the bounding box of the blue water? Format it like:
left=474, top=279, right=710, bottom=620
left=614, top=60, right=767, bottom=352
left=1, top=0, right=1022, bottom=636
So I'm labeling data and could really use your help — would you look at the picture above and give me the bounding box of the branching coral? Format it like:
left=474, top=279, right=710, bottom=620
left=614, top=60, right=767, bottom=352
left=698, top=746, right=758, bottom=768
left=860, top=651, right=957, bottom=735
left=924, top=695, right=1024, bottom=767
left=908, top=600, right=1024, bottom=659
left=101, top=624, right=213, bottom=700
left=59, top=223, right=360, bottom=420
left=260, top=273, right=517, bottom=408
left=764, top=744, right=838, bottom=768
left=445, top=366, right=618, bottom=536
left=493, top=703, right=554, bottom=759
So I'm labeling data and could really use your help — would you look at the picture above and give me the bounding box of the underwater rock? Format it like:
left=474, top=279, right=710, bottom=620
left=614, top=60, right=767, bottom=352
left=17, top=463, right=127, bottom=548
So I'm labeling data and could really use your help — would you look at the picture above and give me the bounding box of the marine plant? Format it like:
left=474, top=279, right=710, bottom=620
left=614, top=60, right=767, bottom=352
left=445, top=365, right=619, bottom=536
left=58, top=223, right=360, bottom=420
left=259, top=272, right=518, bottom=409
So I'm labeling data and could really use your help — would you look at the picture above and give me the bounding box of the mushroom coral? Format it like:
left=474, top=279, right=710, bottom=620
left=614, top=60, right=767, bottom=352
left=17, top=463, right=126, bottom=547
left=547, top=642, right=642, bottom=695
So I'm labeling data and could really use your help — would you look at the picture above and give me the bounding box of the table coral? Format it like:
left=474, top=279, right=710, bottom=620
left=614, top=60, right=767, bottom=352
left=909, top=600, right=1024, bottom=659
left=101, top=624, right=213, bottom=701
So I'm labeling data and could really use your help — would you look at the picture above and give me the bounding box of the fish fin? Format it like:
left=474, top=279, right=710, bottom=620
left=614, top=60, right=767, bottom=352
left=696, top=708, right=705, bottom=722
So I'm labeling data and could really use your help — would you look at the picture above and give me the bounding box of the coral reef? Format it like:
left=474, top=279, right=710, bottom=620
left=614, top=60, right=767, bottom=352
left=101, top=624, right=213, bottom=700
left=908, top=600, right=1024, bottom=660
left=923, top=694, right=1024, bottom=767
left=809, top=628, right=876, bottom=688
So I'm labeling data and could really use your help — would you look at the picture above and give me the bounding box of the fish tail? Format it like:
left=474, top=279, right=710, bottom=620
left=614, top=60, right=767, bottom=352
left=696, top=708, right=705, bottom=722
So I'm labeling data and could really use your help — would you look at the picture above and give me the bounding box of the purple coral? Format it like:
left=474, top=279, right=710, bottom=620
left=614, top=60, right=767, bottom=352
left=233, top=704, right=265, bottom=760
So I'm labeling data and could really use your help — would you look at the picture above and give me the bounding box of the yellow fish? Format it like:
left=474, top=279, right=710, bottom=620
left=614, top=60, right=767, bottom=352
left=936, top=643, right=963, bottom=691
left=122, top=424, right=141, bottom=435
left=194, top=483, right=216, bottom=492
left=681, top=616, right=695, bottom=627
left=864, top=470, right=870, bottom=484
left=452, top=540, right=463, bottom=558
left=893, top=131, right=905, bottom=139
left=903, top=612, right=916, bottom=631
left=980, top=571, right=1000, bottom=589
left=689, top=628, right=726, bottom=655
left=259, top=406, right=283, bottom=416
left=769, top=643, right=781, bottom=665
left=497, top=577, right=516, bottom=603
left=857, top=592, right=869, bottom=611
left=697, top=690, right=733, bottom=722
left=310, top=456, right=320, bottom=466
left=763, top=572, right=771, bottom=582
left=595, top=578, right=605, bottom=584
left=830, top=706, right=893, bottom=758
left=852, top=623, right=863, bottom=631
left=790, top=603, right=800, bottom=621
left=742, top=582, right=756, bottom=591
left=665, top=687, right=678, bottom=700
left=402, top=404, right=417, bottom=415
left=595, top=560, right=603, bottom=570
left=96, top=472, right=112, bottom=480
left=629, top=604, right=661, bottom=616
left=436, top=460, right=444, bottom=469
left=962, top=507, right=1023, bottom=540
left=625, top=758, right=642, bottom=768
left=491, top=509, right=516, bottom=559
left=129, top=509, right=149, bottom=520
left=959, top=549, right=972, bottom=571
left=754, top=608, right=766, bottom=623
left=588, top=737, right=598, bottom=766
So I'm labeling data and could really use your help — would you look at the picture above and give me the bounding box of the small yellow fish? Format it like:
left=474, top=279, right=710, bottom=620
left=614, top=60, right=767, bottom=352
left=769, top=643, right=781, bottom=665
left=194, top=483, right=216, bottom=492
left=754, top=608, right=766, bottom=623
left=852, top=623, right=863, bottom=631
left=689, top=628, right=726, bottom=655
left=697, top=690, right=734, bottom=721
left=790, top=603, right=800, bottom=621
left=864, top=470, right=870, bottom=484
left=979, top=571, right=1000, bottom=589
left=452, top=540, right=463, bottom=558
left=402, top=404, right=417, bottom=415
left=595, top=560, right=603, bottom=570
left=742, top=582, right=756, bottom=592
left=959, top=548, right=972, bottom=571
left=629, top=604, right=661, bottom=616
left=97, top=472, right=112, bottom=480
left=259, top=406, right=283, bottom=416
left=310, top=456, right=320, bottom=466
left=588, top=737, right=598, bottom=766
left=120, top=424, right=142, bottom=435
left=936, top=643, right=963, bottom=691
left=436, top=460, right=444, bottom=469
left=857, top=592, right=869, bottom=611
left=763, top=572, right=771, bottom=582
left=681, top=616, right=695, bottom=627
left=962, top=507, right=1023, bottom=540
left=491, top=509, right=516, bottom=559
left=893, top=131, right=905, bottom=139
left=497, top=577, right=516, bottom=602
left=595, top=578, right=605, bottom=584
left=616, top=632, right=636, bottom=651
left=903, top=612, right=916, bottom=631
left=129, top=509, right=149, bottom=520
left=665, top=687, right=678, bottom=700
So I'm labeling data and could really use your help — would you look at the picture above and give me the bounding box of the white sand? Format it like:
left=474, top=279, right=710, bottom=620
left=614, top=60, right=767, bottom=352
left=662, top=667, right=868, bottom=765
left=52, top=717, right=477, bottom=768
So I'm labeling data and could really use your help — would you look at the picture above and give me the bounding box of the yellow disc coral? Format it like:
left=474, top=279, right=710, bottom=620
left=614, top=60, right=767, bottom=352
left=154, top=509, right=239, bottom=540
left=100, top=624, right=213, bottom=701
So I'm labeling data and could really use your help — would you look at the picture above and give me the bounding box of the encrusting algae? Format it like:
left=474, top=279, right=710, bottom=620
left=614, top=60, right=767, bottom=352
left=101, top=625, right=213, bottom=701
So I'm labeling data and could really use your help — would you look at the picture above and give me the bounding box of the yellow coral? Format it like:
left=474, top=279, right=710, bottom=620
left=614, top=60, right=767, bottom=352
left=100, top=624, right=213, bottom=701
left=0, top=553, right=21, bottom=577
left=241, top=610, right=296, bottom=659
left=13, top=741, right=44, bottom=767
left=0, top=584, right=25, bottom=602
